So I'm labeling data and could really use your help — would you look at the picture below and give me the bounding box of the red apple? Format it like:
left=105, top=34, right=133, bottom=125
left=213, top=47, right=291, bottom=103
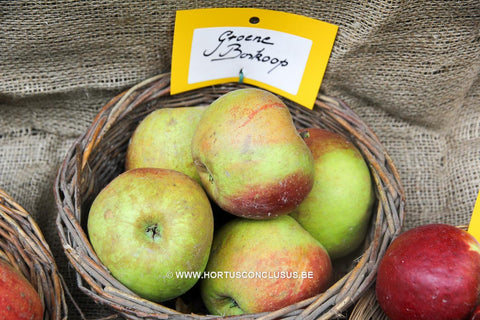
left=0, top=259, right=44, bottom=320
left=376, top=223, right=480, bottom=320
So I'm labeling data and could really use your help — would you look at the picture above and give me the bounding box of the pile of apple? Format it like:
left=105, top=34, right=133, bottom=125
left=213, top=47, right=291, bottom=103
left=87, top=88, right=374, bottom=316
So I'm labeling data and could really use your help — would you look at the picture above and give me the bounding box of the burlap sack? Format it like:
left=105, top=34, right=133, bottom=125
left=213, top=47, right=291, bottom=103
left=1, top=1, right=479, bottom=319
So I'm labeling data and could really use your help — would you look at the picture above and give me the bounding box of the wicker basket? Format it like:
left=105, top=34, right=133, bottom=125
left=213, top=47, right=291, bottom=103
left=54, top=72, right=405, bottom=319
left=348, top=286, right=389, bottom=320
left=0, top=188, right=68, bottom=319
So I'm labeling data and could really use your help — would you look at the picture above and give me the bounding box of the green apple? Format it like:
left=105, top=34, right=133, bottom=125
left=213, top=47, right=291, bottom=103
left=191, top=88, right=315, bottom=219
left=125, top=106, right=206, bottom=183
left=200, top=215, right=333, bottom=316
left=87, top=168, right=214, bottom=302
left=290, top=128, right=374, bottom=260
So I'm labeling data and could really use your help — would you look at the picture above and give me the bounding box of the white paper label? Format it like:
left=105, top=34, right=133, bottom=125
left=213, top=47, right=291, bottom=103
left=188, top=27, right=313, bottom=95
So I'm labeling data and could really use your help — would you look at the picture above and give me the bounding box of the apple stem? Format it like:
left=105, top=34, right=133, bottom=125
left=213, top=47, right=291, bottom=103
left=299, top=131, right=310, bottom=139
left=193, top=159, right=215, bottom=184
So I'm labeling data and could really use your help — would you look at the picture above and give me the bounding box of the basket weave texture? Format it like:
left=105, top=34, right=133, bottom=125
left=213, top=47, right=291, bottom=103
left=0, top=188, right=68, bottom=320
left=54, top=73, right=405, bottom=319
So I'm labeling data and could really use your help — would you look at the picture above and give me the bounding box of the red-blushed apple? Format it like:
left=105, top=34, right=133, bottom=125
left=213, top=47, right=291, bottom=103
left=0, top=258, right=43, bottom=320
left=376, top=223, right=480, bottom=320
left=191, top=88, right=315, bottom=219
left=290, top=128, right=374, bottom=260
left=200, top=215, right=333, bottom=316
left=87, top=168, right=214, bottom=302
left=125, top=106, right=206, bottom=184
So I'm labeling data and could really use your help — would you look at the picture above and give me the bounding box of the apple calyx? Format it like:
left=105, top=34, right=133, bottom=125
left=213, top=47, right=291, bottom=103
left=220, top=296, right=243, bottom=314
left=145, top=223, right=161, bottom=241
left=226, top=297, right=239, bottom=309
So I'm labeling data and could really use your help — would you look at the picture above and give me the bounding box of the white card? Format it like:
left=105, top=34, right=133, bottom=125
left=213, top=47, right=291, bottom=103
left=188, top=27, right=312, bottom=96
left=171, top=8, right=338, bottom=109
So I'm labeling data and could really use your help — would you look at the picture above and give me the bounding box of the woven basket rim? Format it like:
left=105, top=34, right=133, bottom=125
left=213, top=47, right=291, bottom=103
left=0, top=187, right=69, bottom=320
left=54, top=72, right=405, bottom=320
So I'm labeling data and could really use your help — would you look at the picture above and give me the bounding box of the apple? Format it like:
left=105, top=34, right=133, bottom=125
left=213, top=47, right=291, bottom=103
left=376, top=223, right=480, bottom=320
left=290, top=128, right=374, bottom=259
left=87, top=167, right=214, bottom=302
left=0, top=258, right=43, bottom=320
left=125, top=106, right=206, bottom=183
left=200, top=215, right=333, bottom=316
left=191, top=88, right=315, bottom=219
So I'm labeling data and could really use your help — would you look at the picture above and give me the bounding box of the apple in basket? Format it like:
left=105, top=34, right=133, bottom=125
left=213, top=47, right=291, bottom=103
left=0, top=258, right=44, bottom=320
left=126, top=105, right=206, bottom=184
left=376, top=223, right=480, bottom=320
left=191, top=88, right=315, bottom=219
left=290, top=128, right=374, bottom=260
left=87, top=168, right=214, bottom=302
left=200, top=215, right=333, bottom=316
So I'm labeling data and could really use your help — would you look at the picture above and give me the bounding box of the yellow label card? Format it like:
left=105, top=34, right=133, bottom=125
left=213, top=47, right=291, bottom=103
left=171, top=8, right=338, bottom=109
left=468, top=189, right=480, bottom=242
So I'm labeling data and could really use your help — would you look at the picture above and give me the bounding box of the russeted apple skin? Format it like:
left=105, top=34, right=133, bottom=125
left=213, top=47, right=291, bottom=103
left=200, top=215, right=333, bottom=316
left=376, top=224, right=480, bottom=320
left=191, top=88, right=315, bottom=219
left=0, top=259, right=44, bottom=320
left=125, top=106, right=206, bottom=184
left=87, top=168, right=214, bottom=302
left=290, top=128, right=374, bottom=259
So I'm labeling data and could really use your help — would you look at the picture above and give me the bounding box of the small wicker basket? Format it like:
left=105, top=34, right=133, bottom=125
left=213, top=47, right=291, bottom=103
left=0, top=188, right=68, bottom=319
left=348, top=287, right=389, bottom=320
left=54, top=73, right=405, bottom=319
